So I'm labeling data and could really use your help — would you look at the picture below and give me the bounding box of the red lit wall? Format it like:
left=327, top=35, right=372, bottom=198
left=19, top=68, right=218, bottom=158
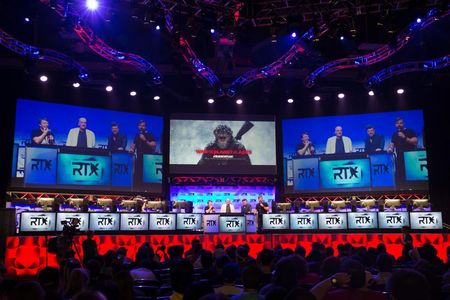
left=4, top=233, right=448, bottom=277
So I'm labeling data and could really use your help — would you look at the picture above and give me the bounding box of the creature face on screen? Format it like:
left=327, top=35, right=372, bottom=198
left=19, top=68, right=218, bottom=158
left=197, top=123, right=252, bottom=166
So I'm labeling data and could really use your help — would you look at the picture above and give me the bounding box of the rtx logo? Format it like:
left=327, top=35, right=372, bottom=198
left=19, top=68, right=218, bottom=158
left=372, top=164, right=389, bottom=175
left=325, top=216, right=342, bottom=225
left=419, top=158, right=428, bottom=173
left=385, top=215, right=403, bottom=224
left=31, top=159, right=52, bottom=171
left=418, top=215, right=435, bottom=225
left=155, top=162, right=163, bottom=175
left=296, top=217, right=312, bottom=225
left=226, top=219, right=241, bottom=228
left=113, top=163, right=128, bottom=175
left=355, top=215, right=372, bottom=224
left=30, top=216, right=49, bottom=226
left=268, top=217, right=285, bottom=225
left=297, top=168, right=315, bottom=179
left=72, top=162, right=100, bottom=176
left=65, top=217, right=82, bottom=225
left=97, top=217, right=114, bottom=226
left=247, top=219, right=255, bottom=226
left=206, top=220, right=217, bottom=226
left=156, top=217, right=171, bottom=226
left=128, top=217, right=143, bottom=226
left=332, top=162, right=362, bottom=184
left=183, top=217, right=197, bottom=225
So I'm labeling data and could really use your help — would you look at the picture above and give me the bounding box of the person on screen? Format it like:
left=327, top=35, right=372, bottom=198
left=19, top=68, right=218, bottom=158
left=204, top=200, right=216, bottom=214
left=220, top=198, right=236, bottom=213
left=241, top=198, right=252, bottom=214
left=107, top=122, right=127, bottom=151
left=387, top=117, right=418, bottom=153
left=197, top=124, right=251, bottom=166
left=364, top=125, right=385, bottom=152
left=256, top=195, right=269, bottom=230
left=31, top=118, right=55, bottom=145
left=66, top=117, right=96, bottom=148
left=325, top=126, right=352, bottom=154
left=130, top=120, right=156, bottom=155
left=296, top=132, right=315, bottom=156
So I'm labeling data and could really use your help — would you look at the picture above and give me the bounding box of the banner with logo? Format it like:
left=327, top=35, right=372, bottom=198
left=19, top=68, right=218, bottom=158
left=149, top=214, right=176, bottom=230
left=89, top=213, right=120, bottom=231
left=120, top=213, right=149, bottom=231
left=262, top=214, right=290, bottom=230
left=289, top=213, right=318, bottom=230
left=24, top=147, right=58, bottom=185
left=111, top=152, right=134, bottom=187
left=378, top=212, right=409, bottom=229
left=58, top=153, right=111, bottom=185
left=404, top=151, right=428, bottom=181
left=292, top=157, right=320, bottom=190
left=143, top=154, right=163, bottom=183
left=320, top=159, right=370, bottom=189
left=347, top=212, right=378, bottom=229
left=20, top=212, right=56, bottom=232
left=176, top=213, right=202, bottom=230
left=219, top=215, right=246, bottom=233
left=318, top=213, right=348, bottom=230
left=56, top=213, right=89, bottom=231
left=245, top=214, right=257, bottom=233
left=410, top=212, right=442, bottom=229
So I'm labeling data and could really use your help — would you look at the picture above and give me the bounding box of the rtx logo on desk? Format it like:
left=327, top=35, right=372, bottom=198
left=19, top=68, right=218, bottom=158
left=263, top=214, right=289, bottom=230
left=347, top=212, right=378, bottom=229
left=20, top=212, right=56, bottom=232
left=177, top=214, right=202, bottom=230
left=90, top=213, right=119, bottom=231
left=120, top=214, right=149, bottom=231
left=290, top=214, right=318, bottom=230
left=318, top=213, right=348, bottom=230
left=378, top=212, right=409, bottom=229
left=149, top=214, right=176, bottom=230
left=58, top=154, right=111, bottom=185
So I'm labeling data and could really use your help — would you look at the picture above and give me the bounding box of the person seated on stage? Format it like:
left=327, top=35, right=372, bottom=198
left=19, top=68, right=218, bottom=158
left=204, top=200, right=216, bottom=214
left=325, top=126, right=352, bottom=154
left=241, top=198, right=252, bottom=214
left=220, top=198, right=236, bottom=213
left=66, top=117, right=96, bottom=148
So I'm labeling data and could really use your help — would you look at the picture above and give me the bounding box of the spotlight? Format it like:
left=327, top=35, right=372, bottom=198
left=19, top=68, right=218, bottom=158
left=291, top=32, right=297, bottom=38
left=368, top=90, right=375, bottom=96
left=105, top=85, right=113, bottom=92
left=86, top=0, right=99, bottom=11
left=340, top=36, right=344, bottom=40
left=314, top=96, right=321, bottom=101
left=338, top=93, right=345, bottom=99
left=207, top=98, right=214, bottom=104
left=39, top=75, right=48, bottom=82
left=287, top=98, right=294, bottom=103
left=73, top=82, right=80, bottom=88
left=130, top=91, right=137, bottom=96
left=397, top=88, right=404, bottom=94
left=153, top=95, right=160, bottom=100
left=416, top=18, right=422, bottom=23
left=24, top=17, right=31, bottom=23
left=236, top=99, right=243, bottom=104
left=210, top=28, right=215, bottom=34
left=155, top=25, right=161, bottom=31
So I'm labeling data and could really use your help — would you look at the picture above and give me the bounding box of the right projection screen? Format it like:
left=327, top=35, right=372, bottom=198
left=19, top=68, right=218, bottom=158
left=282, top=109, right=428, bottom=194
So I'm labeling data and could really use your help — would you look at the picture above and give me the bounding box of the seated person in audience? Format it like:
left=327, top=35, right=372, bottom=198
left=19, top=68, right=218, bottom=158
left=241, top=199, right=252, bottom=214
left=204, top=200, right=216, bottom=214
left=220, top=198, right=236, bottom=213
left=214, top=262, right=243, bottom=296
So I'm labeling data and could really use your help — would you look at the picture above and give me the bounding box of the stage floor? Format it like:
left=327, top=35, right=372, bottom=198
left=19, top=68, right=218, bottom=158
left=4, top=233, right=448, bottom=277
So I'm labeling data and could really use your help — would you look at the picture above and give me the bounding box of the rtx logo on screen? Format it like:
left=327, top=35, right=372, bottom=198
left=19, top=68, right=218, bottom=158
left=247, top=219, right=255, bottom=226
left=372, top=163, right=389, bottom=175
left=268, top=216, right=286, bottom=225
left=325, top=215, right=343, bottom=225
left=30, top=215, right=50, bottom=226
left=206, top=219, right=217, bottom=226
left=113, top=163, right=129, bottom=175
left=31, top=158, right=52, bottom=171
left=156, top=216, right=172, bottom=226
left=128, top=216, right=144, bottom=226
left=72, top=159, right=103, bottom=178
left=296, top=216, right=313, bottom=225
left=97, top=216, right=114, bottom=226
left=332, top=162, right=361, bottom=184
left=417, top=215, right=436, bottom=225
left=354, top=215, right=373, bottom=225
left=297, top=168, right=315, bottom=179
left=225, top=218, right=242, bottom=228
left=182, top=215, right=198, bottom=225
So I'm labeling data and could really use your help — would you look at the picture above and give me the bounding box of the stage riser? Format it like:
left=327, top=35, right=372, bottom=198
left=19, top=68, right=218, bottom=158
left=4, top=233, right=448, bottom=277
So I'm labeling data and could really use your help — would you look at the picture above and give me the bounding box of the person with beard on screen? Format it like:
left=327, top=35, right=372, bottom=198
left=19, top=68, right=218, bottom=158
left=197, top=124, right=251, bottom=166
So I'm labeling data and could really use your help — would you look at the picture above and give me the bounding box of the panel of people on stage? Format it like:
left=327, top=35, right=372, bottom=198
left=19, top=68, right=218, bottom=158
left=294, top=117, right=419, bottom=156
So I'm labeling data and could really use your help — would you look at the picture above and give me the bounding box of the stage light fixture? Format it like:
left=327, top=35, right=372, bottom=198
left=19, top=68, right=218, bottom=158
left=130, top=91, right=137, bottom=96
left=416, top=18, right=422, bottom=23
left=291, top=32, right=297, bottom=38
left=86, top=0, right=99, bottom=11
left=314, top=96, right=321, bottom=101
left=207, top=98, right=214, bottom=104
left=73, top=82, right=80, bottom=88
left=39, top=75, right=48, bottom=82
left=155, top=25, right=161, bottom=31
left=338, top=93, right=345, bottom=99
left=210, top=28, right=215, bottom=34
left=105, top=85, right=113, bottom=92
left=368, top=90, right=375, bottom=96
left=24, top=17, right=31, bottom=23
left=153, top=95, right=160, bottom=100
left=397, top=88, right=404, bottom=94
left=287, top=98, right=294, bottom=103
left=340, top=36, right=344, bottom=40
left=236, top=99, right=243, bottom=104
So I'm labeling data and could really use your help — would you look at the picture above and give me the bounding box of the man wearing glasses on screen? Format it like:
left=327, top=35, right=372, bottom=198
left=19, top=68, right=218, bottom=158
left=31, top=118, right=55, bottom=145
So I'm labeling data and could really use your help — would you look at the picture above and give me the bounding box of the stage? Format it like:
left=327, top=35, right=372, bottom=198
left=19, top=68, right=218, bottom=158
left=4, top=232, right=449, bottom=277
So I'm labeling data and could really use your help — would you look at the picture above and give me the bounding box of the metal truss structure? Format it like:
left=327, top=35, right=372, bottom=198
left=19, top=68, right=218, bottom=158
left=0, top=28, right=89, bottom=81
left=170, top=176, right=276, bottom=185
left=367, top=54, right=450, bottom=85
left=284, top=193, right=430, bottom=203
left=304, top=6, right=450, bottom=87
left=41, top=0, right=162, bottom=84
left=7, top=191, right=136, bottom=202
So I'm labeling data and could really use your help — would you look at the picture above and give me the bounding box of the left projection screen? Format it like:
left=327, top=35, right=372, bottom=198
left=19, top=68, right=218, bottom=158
left=10, top=99, right=163, bottom=193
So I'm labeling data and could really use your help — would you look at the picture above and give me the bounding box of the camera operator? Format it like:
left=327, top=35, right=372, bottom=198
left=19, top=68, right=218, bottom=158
left=56, top=219, right=81, bottom=265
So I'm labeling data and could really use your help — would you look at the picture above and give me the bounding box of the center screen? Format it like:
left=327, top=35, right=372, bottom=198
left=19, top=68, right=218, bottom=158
left=283, top=109, right=428, bottom=194
left=10, top=99, right=163, bottom=193
left=170, top=115, right=276, bottom=174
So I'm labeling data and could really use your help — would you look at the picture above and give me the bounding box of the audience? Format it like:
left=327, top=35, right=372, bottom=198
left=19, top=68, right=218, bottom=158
left=1, top=239, right=448, bottom=300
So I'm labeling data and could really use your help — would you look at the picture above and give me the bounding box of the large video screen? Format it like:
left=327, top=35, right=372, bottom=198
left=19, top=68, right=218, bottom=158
left=10, top=99, right=163, bottom=193
left=283, top=110, right=428, bottom=194
left=170, top=115, right=276, bottom=174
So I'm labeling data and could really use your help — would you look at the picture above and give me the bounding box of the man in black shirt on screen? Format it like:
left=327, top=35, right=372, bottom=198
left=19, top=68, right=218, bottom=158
left=130, top=120, right=157, bottom=187
left=31, top=118, right=55, bottom=145
left=256, top=195, right=269, bottom=231
left=241, top=199, right=252, bottom=214
left=107, top=122, right=127, bottom=151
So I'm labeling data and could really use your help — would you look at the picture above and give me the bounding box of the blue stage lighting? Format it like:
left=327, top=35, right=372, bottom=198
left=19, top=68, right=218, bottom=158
left=86, top=0, right=99, bottom=10
left=416, top=18, right=422, bottom=23
left=155, top=25, right=161, bottom=31
left=291, top=32, right=297, bottom=38
left=210, top=28, right=215, bottom=34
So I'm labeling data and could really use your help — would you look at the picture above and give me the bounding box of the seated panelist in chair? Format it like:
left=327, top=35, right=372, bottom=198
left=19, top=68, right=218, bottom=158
left=220, top=198, right=236, bottom=213
left=204, top=200, right=216, bottom=214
